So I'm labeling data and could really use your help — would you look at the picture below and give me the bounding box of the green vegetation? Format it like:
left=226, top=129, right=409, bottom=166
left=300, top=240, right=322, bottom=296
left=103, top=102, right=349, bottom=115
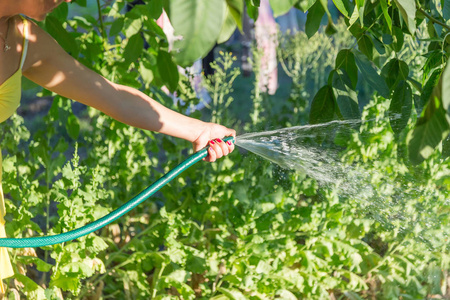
left=1, top=0, right=450, bottom=299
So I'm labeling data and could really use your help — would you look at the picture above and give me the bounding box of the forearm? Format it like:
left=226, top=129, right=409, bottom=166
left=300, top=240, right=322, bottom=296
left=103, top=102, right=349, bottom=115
left=104, top=83, right=206, bottom=142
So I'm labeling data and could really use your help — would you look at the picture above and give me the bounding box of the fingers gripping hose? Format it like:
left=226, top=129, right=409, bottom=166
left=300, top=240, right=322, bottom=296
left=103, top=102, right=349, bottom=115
left=0, top=137, right=235, bottom=248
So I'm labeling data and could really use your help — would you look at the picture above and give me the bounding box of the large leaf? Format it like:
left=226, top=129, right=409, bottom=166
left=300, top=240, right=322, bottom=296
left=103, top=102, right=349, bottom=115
left=227, top=0, right=244, bottom=31
left=109, top=17, right=124, bottom=37
left=305, top=0, right=326, bottom=38
left=335, top=49, right=358, bottom=88
left=443, top=0, right=450, bottom=20
left=269, top=0, right=297, bottom=17
left=310, top=85, right=335, bottom=124
left=147, top=0, right=164, bottom=19
left=392, top=26, right=404, bottom=52
left=331, top=70, right=361, bottom=119
left=389, top=80, right=412, bottom=136
left=332, top=0, right=351, bottom=17
left=381, top=58, right=409, bottom=90
left=407, top=98, right=450, bottom=164
left=354, top=51, right=390, bottom=98
left=167, top=0, right=225, bottom=67
left=157, top=50, right=180, bottom=92
left=123, top=34, right=144, bottom=65
left=421, top=68, right=443, bottom=109
left=218, top=5, right=238, bottom=43
left=45, top=15, right=79, bottom=56
left=394, top=0, right=416, bottom=35
left=422, top=50, right=445, bottom=81
left=357, top=34, right=374, bottom=61
left=408, top=65, right=450, bottom=164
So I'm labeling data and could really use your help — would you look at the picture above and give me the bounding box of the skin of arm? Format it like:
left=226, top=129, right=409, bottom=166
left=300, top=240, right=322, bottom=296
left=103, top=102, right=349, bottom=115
left=21, top=19, right=235, bottom=161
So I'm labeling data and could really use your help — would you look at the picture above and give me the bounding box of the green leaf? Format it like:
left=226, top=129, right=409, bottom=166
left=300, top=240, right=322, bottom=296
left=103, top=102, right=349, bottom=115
left=332, top=0, right=351, bottom=17
left=16, top=256, right=53, bottom=272
left=331, top=69, right=361, bottom=119
left=139, top=60, right=154, bottom=85
left=276, top=290, right=298, bottom=300
left=381, top=58, right=409, bottom=90
left=305, top=0, right=326, bottom=38
left=354, top=51, right=390, bottom=98
left=357, top=34, right=374, bottom=60
left=73, top=0, right=86, bottom=7
left=269, top=0, right=297, bottom=17
left=443, top=0, right=450, bottom=20
left=355, top=0, right=365, bottom=25
left=344, top=291, right=365, bottom=300
left=372, top=37, right=386, bottom=55
left=295, top=0, right=316, bottom=12
left=310, top=85, right=335, bottom=124
left=123, top=34, right=144, bottom=65
left=109, top=17, right=124, bottom=37
left=123, top=17, right=143, bottom=38
left=85, top=235, right=109, bottom=253
left=49, top=2, right=69, bottom=21
left=218, top=6, right=238, bottom=43
left=157, top=50, right=180, bottom=92
left=394, top=0, right=416, bottom=35
left=245, top=0, right=259, bottom=19
left=217, top=287, right=248, bottom=300
left=325, top=19, right=338, bottom=35
left=423, top=51, right=445, bottom=83
left=349, top=6, right=359, bottom=26
left=408, top=66, right=450, bottom=163
left=14, top=274, right=46, bottom=299
left=147, top=0, right=164, bottom=19
left=335, top=49, right=358, bottom=88
left=392, top=26, right=404, bottom=52
left=168, top=0, right=226, bottom=67
left=407, top=97, right=450, bottom=164
left=389, top=80, right=412, bottom=136
left=227, top=0, right=244, bottom=31
left=421, top=69, right=443, bottom=109
left=66, top=114, right=80, bottom=140
left=51, top=272, right=81, bottom=292
left=62, top=262, right=95, bottom=277
left=380, top=0, right=392, bottom=32
left=45, top=16, right=79, bottom=56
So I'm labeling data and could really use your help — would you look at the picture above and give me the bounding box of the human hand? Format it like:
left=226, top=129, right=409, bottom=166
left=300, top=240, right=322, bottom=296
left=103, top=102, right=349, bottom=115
left=192, top=123, right=236, bottom=162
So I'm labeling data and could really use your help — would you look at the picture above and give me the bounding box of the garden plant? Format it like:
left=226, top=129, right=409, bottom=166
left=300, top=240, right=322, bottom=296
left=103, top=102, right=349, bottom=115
left=1, top=0, right=450, bottom=299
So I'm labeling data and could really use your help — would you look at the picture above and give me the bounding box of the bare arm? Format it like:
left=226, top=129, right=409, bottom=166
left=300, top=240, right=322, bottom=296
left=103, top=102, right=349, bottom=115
left=21, top=20, right=234, bottom=161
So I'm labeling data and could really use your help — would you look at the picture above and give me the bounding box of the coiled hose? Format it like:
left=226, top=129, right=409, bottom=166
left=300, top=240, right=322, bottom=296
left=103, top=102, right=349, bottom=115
left=0, top=137, right=235, bottom=248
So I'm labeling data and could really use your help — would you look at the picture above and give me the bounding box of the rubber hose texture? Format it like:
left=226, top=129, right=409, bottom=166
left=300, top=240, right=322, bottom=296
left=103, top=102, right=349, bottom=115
left=0, top=137, right=235, bottom=248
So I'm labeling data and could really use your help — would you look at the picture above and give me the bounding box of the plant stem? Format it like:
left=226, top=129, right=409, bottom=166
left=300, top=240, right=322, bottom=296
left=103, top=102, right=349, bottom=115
left=151, top=263, right=166, bottom=298
left=418, top=7, right=450, bottom=31
left=96, top=0, right=107, bottom=40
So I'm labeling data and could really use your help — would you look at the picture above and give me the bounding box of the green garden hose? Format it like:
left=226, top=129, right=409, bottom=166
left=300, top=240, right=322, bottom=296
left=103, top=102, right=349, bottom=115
left=0, top=136, right=235, bottom=248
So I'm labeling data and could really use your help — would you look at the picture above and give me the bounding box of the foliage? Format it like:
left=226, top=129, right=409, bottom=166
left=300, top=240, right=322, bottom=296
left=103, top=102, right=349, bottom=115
left=1, top=0, right=450, bottom=299
left=297, top=0, right=450, bottom=164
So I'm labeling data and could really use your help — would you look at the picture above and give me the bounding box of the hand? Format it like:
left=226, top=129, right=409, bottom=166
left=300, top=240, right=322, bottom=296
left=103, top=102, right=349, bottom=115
left=192, top=123, right=236, bottom=162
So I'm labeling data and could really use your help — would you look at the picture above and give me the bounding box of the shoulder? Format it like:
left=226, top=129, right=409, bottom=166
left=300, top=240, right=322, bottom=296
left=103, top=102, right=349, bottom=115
left=20, top=17, right=66, bottom=72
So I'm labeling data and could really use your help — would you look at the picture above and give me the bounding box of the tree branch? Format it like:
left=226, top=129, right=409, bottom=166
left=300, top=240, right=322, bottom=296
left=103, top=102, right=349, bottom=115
left=418, top=7, right=450, bottom=31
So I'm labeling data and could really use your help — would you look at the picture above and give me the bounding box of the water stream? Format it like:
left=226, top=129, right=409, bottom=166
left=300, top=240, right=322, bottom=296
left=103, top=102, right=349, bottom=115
left=234, top=120, right=444, bottom=241
left=235, top=120, right=372, bottom=198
